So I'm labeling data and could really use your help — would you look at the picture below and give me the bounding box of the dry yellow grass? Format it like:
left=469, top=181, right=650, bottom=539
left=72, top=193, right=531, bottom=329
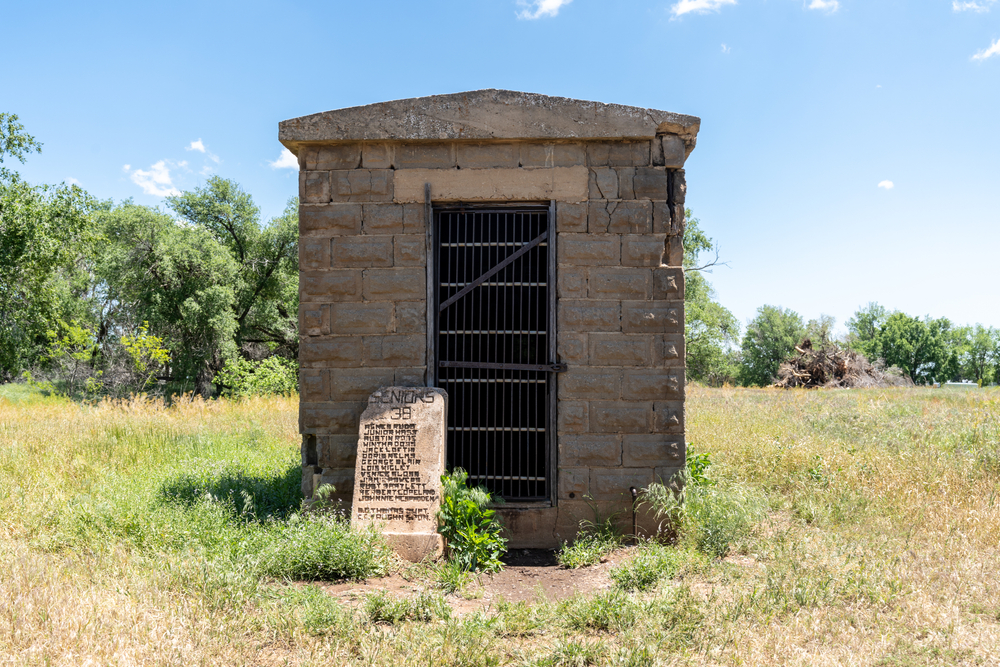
left=0, top=385, right=998, bottom=666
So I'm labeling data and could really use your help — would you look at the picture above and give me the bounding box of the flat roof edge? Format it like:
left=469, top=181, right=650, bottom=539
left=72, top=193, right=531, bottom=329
left=278, top=89, right=700, bottom=144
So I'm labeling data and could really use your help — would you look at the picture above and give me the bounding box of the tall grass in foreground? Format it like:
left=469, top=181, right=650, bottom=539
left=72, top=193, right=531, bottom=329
left=2, top=385, right=1000, bottom=666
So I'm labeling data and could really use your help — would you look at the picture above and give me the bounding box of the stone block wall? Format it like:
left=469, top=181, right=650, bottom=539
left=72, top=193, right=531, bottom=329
left=297, top=137, right=687, bottom=543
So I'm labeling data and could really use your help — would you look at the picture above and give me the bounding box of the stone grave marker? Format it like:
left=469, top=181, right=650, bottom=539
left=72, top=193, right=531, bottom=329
left=351, top=386, right=447, bottom=561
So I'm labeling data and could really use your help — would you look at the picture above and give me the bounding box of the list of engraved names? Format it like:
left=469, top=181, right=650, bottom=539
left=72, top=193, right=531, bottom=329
left=356, top=421, right=437, bottom=515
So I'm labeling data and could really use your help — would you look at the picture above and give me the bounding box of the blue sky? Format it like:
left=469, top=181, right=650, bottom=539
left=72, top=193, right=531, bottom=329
left=4, top=0, right=998, bottom=332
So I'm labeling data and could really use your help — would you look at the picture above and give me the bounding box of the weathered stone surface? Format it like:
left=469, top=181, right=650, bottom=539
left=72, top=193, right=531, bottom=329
left=299, top=237, right=331, bottom=271
left=589, top=401, right=652, bottom=433
left=589, top=168, right=619, bottom=199
left=560, top=434, right=622, bottom=467
left=362, top=335, right=426, bottom=366
left=299, top=304, right=329, bottom=336
left=558, top=468, right=591, bottom=499
left=560, top=368, right=622, bottom=399
left=621, top=234, right=666, bottom=267
left=456, top=143, right=519, bottom=169
left=661, top=136, right=686, bottom=168
left=557, top=332, right=589, bottom=363
left=556, top=201, right=588, bottom=232
left=590, top=467, right=654, bottom=500
left=317, top=434, right=361, bottom=469
left=393, top=166, right=588, bottom=203
left=588, top=268, right=650, bottom=300
left=300, top=270, right=363, bottom=302
left=607, top=201, right=652, bottom=234
left=558, top=234, right=619, bottom=266
left=301, top=172, right=330, bottom=203
left=330, top=368, right=397, bottom=401
left=394, top=301, right=426, bottom=333
left=362, top=268, right=426, bottom=301
left=330, top=170, right=394, bottom=202
left=653, top=401, right=685, bottom=433
left=300, top=402, right=362, bottom=434
left=557, top=401, right=589, bottom=433
left=362, top=203, right=405, bottom=234
left=330, top=302, right=394, bottom=334
left=300, top=203, right=362, bottom=235
left=558, top=300, right=621, bottom=332
left=519, top=143, right=586, bottom=168
left=633, top=168, right=669, bottom=200
left=300, top=336, right=363, bottom=368
left=556, top=267, right=588, bottom=299
left=652, top=268, right=683, bottom=299
left=361, top=143, right=393, bottom=169
left=623, top=435, right=683, bottom=467
left=280, top=90, right=700, bottom=144
left=303, top=144, right=362, bottom=171
left=622, top=369, right=683, bottom=400
left=393, top=235, right=426, bottom=266
left=331, top=236, right=394, bottom=268
left=498, top=506, right=558, bottom=549
left=300, top=369, right=330, bottom=402
left=395, top=143, right=456, bottom=169
left=589, top=334, right=652, bottom=366
left=586, top=141, right=652, bottom=167
left=352, top=387, right=447, bottom=562
left=622, top=301, right=682, bottom=334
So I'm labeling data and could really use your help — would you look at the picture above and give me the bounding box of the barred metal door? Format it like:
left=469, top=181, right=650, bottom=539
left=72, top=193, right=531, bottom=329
left=435, top=205, right=561, bottom=502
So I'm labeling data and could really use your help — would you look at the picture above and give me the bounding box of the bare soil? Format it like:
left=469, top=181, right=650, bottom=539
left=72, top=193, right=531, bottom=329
left=319, top=549, right=631, bottom=614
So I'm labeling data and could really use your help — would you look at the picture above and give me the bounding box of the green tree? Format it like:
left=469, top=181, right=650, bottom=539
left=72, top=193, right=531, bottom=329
left=846, top=302, right=888, bottom=358
left=867, top=313, right=952, bottom=384
left=94, top=202, right=239, bottom=396
left=166, top=177, right=298, bottom=360
left=0, top=114, right=97, bottom=379
left=683, top=212, right=740, bottom=385
left=737, top=305, right=805, bottom=387
left=961, top=325, right=998, bottom=384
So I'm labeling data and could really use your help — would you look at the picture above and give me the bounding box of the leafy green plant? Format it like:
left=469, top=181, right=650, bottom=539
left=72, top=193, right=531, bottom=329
left=120, top=322, right=170, bottom=394
left=436, top=469, right=507, bottom=573
left=556, top=532, right=620, bottom=569
left=686, top=447, right=714, bottom=486
left=215, top=356, right=298, bottom=397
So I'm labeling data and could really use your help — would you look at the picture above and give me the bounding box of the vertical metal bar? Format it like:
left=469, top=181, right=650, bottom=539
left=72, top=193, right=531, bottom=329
left=425, top=183, right=435, bottom=387
left=548, top=200, right=558, bottom=505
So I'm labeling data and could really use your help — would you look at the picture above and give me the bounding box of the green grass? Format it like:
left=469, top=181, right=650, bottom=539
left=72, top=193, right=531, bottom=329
left=2, top=385, right=1000, bottom=665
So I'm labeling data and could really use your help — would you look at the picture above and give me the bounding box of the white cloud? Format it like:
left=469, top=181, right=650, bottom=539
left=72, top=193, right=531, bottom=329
left=122, top=164, right=131, bottom=172
left=953, top=0, right=996, bottom=11
left=808, top=0, right=840, bottom=12
left=878, top=180, right=894, bottom=190
left=65, top=177, right=81, bottom=186
left=187, top=139, right=206, bottom=153
left=972, top=37, right=1000, bottom=61
left=516, top=0, right=572, bottom=19
left=269, top=148, right=299, bottom=170
left=670, top=0, right=737, bottom=17
left=130, top=160, right=181, bottom=197
left=721, top=43, right=731, bottom=53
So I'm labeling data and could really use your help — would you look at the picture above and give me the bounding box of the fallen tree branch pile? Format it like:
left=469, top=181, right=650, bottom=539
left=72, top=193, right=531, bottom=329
left=774, top=339, right=913, bottom=389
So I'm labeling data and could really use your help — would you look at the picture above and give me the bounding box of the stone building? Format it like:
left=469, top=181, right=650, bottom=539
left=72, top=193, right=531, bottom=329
left=280, top=90, right=699, bottom=548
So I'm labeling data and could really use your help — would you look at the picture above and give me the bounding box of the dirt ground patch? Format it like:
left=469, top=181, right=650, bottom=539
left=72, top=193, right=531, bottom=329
left=319, top=548, right=631, bottom=614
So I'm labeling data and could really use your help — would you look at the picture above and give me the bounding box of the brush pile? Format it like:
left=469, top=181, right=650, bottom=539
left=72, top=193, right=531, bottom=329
left=774, top=339, right=912, bottom=389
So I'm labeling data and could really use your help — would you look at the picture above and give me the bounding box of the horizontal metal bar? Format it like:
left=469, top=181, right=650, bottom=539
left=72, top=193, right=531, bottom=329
left=442, top=282, right=546, bottom=288
left=448, top=426, right=546, bottom=433
left=467, top=475, right=546, bottom=482
left=439, top=230, right=548, bottom=312
left=439, top=378, right=546, bottom=384
left=441, top=242, right=548, bottom=248
left=440, top=330, right=545, bottom=335
left=440, top=360, right=565, bottom=372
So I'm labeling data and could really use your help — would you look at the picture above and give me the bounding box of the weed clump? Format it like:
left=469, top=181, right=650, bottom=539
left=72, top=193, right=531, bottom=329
left=437, top=469, right=507, bottom=573
left=256, top=514, right=394, bottom=581
left=610, top=544, right=705, bottom=592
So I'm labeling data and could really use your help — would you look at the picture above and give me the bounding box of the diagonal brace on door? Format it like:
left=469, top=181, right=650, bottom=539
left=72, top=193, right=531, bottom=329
left=438, top=230, right=548, bottom=312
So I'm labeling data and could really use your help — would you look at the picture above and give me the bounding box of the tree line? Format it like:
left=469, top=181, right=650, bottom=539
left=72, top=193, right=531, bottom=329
left=1, top=114, right=298, bottom=397
left=684, top=215, right=1000, bottom=387
left=4, top=113, right=996, bottom=397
